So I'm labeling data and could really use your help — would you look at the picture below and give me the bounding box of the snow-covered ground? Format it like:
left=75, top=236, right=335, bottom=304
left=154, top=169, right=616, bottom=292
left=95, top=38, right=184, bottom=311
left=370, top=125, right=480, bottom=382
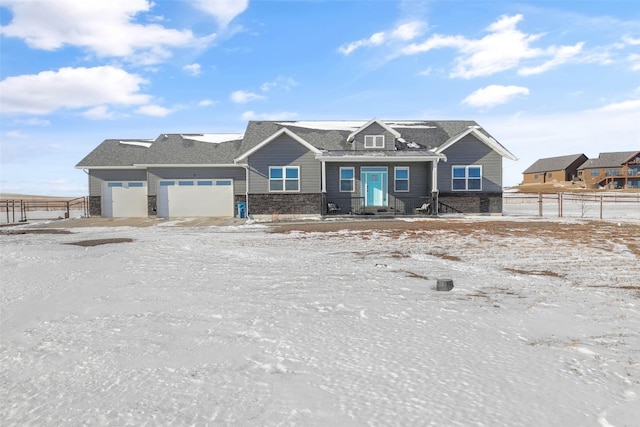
left=1, top=218, right=639, bottom=426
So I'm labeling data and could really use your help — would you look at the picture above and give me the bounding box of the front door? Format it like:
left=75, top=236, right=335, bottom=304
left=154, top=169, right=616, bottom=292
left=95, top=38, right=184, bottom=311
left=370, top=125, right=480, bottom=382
left=361, top=167, right=388, bottom=206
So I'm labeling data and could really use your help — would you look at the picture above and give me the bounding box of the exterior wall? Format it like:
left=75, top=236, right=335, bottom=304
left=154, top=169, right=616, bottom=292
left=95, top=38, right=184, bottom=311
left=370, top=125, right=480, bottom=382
left=439, top=193, right=503, bottom=214
left=248, top=193, right=322, bottom=215
left=147, top=167, right=246, bottom=196
left=88, top=169, right=148, bottom=196
left=438, top=134, right=503, bottom=193
left=89, top=196, right=101, bottom=216
left=147, top=195, right=157, bottom=216
left=352, top=122, right=397, bottom=151
left=522, top=172, right=546, bottom=184
left=324, top=162, right=432, bottom=213
left=246, top=134, right=321, bottom=193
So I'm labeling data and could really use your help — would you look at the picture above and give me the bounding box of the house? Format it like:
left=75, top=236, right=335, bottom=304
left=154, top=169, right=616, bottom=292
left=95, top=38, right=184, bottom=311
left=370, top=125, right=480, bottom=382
left=76, top=119, right=518, bottom=218
left=577, top=151, right=640, bottom=189
left=522, top=153, right=588, bottom=184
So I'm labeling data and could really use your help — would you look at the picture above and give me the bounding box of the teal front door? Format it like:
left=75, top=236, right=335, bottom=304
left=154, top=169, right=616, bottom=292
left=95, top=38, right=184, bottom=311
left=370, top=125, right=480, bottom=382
left=361, top=167, right=388, bottom=206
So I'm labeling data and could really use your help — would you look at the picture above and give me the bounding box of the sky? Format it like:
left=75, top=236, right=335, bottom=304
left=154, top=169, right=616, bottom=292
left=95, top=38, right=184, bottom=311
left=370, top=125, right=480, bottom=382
left=1, top=0, right=639, bottom=196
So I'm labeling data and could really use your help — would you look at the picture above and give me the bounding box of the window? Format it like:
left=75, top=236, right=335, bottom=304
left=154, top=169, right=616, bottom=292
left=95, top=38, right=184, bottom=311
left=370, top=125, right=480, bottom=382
left=128, top=182, right=144, bottom=187
left=548, top=172, right=553, bottom=178
left=606, top=168, right=620, bottom=176
left=269, top=166, right=299, bottom=192
left=197, top=180, right=213, bottom=186
left=159, top=181, right=175, bottom=186
left=452, top=166, right=482, bottom=191
left=364, top=135, right=384, bottom=148
left=340, top=167, right=354, bottom=192
left=534, top=174, right=539, bottom=180
left=394, top=167, right=410, bottom=192
left=590, top=169, right=600, bottom=176
left=178, top=180, right=194, bottom=186
left=107, top=182, right=123, bottom=187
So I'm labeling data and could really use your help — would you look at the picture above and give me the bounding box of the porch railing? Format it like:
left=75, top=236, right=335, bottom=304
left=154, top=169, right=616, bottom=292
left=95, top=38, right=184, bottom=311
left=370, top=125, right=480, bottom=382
left=321, top=195, right=435, bottom=216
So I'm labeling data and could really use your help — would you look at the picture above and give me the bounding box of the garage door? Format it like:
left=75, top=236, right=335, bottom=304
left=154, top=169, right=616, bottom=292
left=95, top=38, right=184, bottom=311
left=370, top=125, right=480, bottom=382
left=157, top=179, right=234, bottom=218
left=102, top=182, right=148, bottom=217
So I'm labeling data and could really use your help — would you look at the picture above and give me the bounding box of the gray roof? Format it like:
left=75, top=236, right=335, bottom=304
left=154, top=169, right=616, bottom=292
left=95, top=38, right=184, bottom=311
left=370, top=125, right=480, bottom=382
left=523, top=154, right=587, bottom=174
left=577, top=151, right=639, bottom=170
left=76, top=120, right=508, bottom=168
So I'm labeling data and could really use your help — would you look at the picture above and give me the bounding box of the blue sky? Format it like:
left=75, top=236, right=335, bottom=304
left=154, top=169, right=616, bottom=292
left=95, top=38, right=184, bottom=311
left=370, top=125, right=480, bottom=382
left=1, top=0, right=639, bottom=196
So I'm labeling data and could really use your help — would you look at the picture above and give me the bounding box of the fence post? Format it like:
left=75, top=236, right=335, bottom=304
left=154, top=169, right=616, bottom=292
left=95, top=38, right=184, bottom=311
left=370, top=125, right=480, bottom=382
left=558, top=193, right=562, bottom=217
left=600, top=194, right=603, bottom=220
left=538, top=193, right=543, bottom=217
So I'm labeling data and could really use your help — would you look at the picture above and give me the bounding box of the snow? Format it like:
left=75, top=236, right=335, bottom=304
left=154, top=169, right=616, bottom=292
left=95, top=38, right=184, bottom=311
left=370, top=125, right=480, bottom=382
left=278, top=121, right=367, bottom=131
left=182, top=133, right=245, bottom=144
left=1, top=218, right=639, bottom=425
left=119, top=140, right=153, bottom=148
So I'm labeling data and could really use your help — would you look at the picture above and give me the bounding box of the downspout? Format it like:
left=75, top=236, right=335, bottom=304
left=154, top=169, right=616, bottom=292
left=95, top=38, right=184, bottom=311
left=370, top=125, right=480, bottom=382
left=432, top=159, right=439, bottom=215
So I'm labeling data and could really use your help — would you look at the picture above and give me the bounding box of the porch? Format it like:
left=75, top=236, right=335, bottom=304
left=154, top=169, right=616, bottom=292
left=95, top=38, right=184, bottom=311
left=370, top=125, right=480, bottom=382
left=321, top=195, right=462, bottom=217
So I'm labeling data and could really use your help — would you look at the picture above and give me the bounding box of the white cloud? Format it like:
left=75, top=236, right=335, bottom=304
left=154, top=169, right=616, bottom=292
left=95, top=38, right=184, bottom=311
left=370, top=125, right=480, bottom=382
left=230, top=90, right=266, bottom=104
left=14, top=118, right=50, bottom=126
left=519, top=43, right=584, bottom=76
left=0, top=0, right=210, bottom=65
left=0, top=66, right=150, bottom=115
left=198, top=99, right=217, bottom=107
left=260, top=76, right=298, bottom=92
left=462, top=85, right=530, bottom=109
left=83, top=105, right=116, bottom=120
left=339, top=20, right=425, bottom=55
left=591, top=99, right=640, bottom=113
left=183, top=63, right=202, bottom=76
left=623, top=35, right=640, bottom=45
left=241, top=111, right=298, bottom=121
left=4, top=130, right=28, bottom=139
left=628, top=54, right=640, bottom=71
left=135, top=104, right=173, bottom=117
left=400, top=14, right=588, bottom=79
left=191, top=0, right=249, bottom=28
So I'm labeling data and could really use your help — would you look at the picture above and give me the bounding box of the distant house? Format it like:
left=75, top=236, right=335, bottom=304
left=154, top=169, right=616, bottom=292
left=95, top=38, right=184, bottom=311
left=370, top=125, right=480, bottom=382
left=522, top=154, right=588, bottom=184
left=577, top=151, right=640, bottom=189
left=76, top=118, right=518, bottom=218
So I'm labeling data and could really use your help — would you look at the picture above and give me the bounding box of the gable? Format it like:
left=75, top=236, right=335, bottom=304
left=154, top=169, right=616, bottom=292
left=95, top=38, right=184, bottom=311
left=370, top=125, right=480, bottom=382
left=436, top=128, right=517, bottom=161
left=234, top=128, right=321, bottom=162
left=347, top=118, right=401, bottom=143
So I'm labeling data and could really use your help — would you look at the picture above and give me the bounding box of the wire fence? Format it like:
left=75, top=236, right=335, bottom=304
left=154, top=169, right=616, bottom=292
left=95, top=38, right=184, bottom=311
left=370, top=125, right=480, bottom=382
left=1, top=197, right=89, bottom=224
left=503, top=192, right=640, bottom=220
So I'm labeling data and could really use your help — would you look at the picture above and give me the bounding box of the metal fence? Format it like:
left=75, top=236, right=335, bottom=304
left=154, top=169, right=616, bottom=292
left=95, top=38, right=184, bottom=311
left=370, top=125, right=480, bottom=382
left=1, top=197, right=89, bottom=224
left=503, top=192, right=640, bottom=220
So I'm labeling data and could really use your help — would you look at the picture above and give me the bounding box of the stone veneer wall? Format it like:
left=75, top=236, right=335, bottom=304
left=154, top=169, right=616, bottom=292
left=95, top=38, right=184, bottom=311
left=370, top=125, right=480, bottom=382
left=248, top=193, right=323, bottom=215
left=438, top=192, right=503, bottom=214
left=147, top=195, right=157, bottom=216
left=89, top=196, right=101, bottom=216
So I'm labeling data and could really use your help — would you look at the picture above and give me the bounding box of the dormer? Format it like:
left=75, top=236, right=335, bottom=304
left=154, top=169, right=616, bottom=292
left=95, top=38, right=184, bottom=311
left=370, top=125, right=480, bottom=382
left=347, top=118, right=401, bottom=151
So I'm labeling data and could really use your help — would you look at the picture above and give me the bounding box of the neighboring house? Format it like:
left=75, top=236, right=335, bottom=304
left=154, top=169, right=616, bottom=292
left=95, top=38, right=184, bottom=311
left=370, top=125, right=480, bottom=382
left=76, top=119, right=518, bottom=218
left=577, top=151, right=640, bottom=189
left=522, top=153, right=588, bottom=184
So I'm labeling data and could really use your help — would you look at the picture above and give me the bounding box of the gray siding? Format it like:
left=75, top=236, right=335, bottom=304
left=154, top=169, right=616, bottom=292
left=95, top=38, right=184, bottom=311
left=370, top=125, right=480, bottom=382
left=88, top=169, right=148, bottom=196
left=325, top=162, right=431, bottom=200
left=246, top=134, right=321, bottom=193
left=438, top=134, right=503, bottom=192
left=147, top=167, right=246, bottom=196
left=352, top=122, right=396, bottom=151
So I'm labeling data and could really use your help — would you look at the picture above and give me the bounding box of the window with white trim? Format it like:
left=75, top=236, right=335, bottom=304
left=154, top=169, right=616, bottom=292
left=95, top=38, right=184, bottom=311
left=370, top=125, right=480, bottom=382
left=364, top=135, right=384, bottom=148
left=394, top=167, right=410, bottom=192
left=340, top=167, right=354, bottom=192
left=269, top=166, right=299, bottom=192
left=452, top=165, right=482, bottom=191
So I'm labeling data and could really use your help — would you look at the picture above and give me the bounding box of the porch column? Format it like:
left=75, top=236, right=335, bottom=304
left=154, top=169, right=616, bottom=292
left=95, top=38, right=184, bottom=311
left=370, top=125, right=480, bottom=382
left=321, top=160, right=326, bottom=193
left=432, top=160, right=439, bottom=215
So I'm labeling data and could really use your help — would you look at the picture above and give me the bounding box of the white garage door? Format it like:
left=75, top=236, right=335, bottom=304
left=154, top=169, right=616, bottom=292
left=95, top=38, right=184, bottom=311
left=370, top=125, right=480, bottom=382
left=102, top=182, right=148, bottom=217
left=157, top=179, right=234, bottom=218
